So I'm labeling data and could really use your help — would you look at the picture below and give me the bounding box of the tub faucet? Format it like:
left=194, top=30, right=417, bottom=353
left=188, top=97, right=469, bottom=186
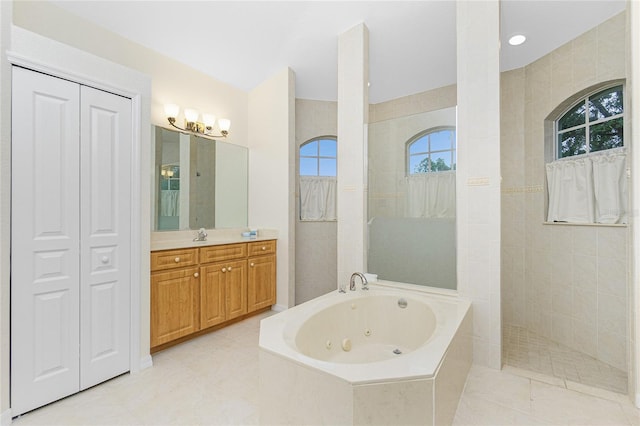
left=350, top=272, right=368, bottom=291
left=193, top=228, right=207, bottom=242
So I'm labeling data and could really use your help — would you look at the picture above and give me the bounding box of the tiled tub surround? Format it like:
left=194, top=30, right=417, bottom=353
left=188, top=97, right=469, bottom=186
left=259, top=284, right=472, bottom=425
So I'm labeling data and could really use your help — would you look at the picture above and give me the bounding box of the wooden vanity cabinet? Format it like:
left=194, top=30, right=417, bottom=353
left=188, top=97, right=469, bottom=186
left=150, top=248, right=200, bottom=347
left=200, top=259, right=247, bottom=329
left=151, top=240, right=276, bottom=351
left=248, top=241, right=277, bottom=312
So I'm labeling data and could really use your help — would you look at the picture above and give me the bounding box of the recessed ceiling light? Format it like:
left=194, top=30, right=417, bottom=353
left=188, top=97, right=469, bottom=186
left=508, top=34, right=527, bottom=46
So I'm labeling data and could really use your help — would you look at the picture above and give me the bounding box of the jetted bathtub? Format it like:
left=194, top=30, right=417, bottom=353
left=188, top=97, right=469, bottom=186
left=259, top=283, right=472, bottom=425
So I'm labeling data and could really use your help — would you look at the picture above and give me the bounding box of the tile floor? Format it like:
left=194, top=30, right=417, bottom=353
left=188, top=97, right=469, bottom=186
left=11, top=312, right=640, bottom=425
left=503, top=324, right=628, bottom=394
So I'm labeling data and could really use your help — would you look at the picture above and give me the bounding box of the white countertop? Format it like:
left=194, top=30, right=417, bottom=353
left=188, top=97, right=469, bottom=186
left=150, top=228, right=278, bottom=251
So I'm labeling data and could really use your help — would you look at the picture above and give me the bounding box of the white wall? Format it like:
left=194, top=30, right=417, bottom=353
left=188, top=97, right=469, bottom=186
left=12, top=0, right=248, bottom=144
left=456, top=0, right=502, bottom=369
left=248, top=68, right=296, bottom=309
left=0, top=0, right=12, bottom=421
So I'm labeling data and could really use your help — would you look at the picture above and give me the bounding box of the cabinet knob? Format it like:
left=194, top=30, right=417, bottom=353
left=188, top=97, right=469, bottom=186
left=261, top=246, right=266, bottom=251
left=222, top=267, right=227, bottom=273
left=228, top=266, right=233, bottom=271
left=174, top=257, right=180, bottom=263
left=101, top=256, right=109, bottom=264
left=251, top=262, right=255, bottom=267
left=194, top=272, right=199, bottom=278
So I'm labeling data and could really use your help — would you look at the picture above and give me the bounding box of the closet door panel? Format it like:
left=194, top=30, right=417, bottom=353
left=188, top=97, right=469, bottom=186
left=79, top=86, right=132, bottom=389
left=11, top=67, right=81, bottom=415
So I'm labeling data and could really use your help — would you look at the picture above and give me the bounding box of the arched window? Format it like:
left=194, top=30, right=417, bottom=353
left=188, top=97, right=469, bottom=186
left=299, top=137, right=337, bottom=176
left=546, top=83, right=627, bottom=224
left=406, top=127, right=456, bottom=175
left=556, top=85, right=623, bottom=159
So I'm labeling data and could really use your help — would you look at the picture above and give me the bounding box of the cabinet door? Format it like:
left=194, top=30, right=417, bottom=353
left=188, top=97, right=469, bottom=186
left=225, top=260, right=248, bottom=320
left=200, top=264, right=226, bottom=329
left=248, top=255, right=276, bottom=312
left=151, top=268, right=200, bottom=347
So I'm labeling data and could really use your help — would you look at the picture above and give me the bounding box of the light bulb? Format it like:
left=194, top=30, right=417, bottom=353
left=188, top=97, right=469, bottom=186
left=218, top=118, right=231, bottom=132
left=184, top=108, right=199, bottom=123
left=164, top=103, right=180, bottom=119
left=203, top=114, right=216, bottom=128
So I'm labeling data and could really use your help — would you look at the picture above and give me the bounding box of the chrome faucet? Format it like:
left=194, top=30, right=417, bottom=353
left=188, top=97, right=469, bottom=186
left=340, top=272, right=368, bottom=293
left=350, top=272, right=368, bottom=291
left=193, top=228, right=208, bottom=242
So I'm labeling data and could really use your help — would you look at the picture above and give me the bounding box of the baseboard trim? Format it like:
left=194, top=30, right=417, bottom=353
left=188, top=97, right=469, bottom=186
left=139, top=354, right=153, bottom=371
left=1, top=408, right=12, bottom=425
left=272, top=304, right=287, bottom=312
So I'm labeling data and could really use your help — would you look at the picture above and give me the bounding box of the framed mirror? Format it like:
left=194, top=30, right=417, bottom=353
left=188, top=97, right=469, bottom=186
left=152, top=126, right=248, bottom=231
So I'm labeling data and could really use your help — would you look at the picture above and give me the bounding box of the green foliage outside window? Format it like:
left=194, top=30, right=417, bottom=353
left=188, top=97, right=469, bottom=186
left=407, top=128, right=456, bottom=175
left=557, top=85, right=623, bottom=158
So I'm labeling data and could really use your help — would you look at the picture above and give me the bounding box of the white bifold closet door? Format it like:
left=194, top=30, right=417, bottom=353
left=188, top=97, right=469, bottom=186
left=11, top=67, right=131, bottom=416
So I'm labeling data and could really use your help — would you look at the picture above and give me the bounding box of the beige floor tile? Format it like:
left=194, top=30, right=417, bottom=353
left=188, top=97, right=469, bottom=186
left=502, top=365, right=566, bottom=387
left=11, top=314, right=638, bottom=426
left=463, top=365, right=532, bottom=413
left=453, top=393, right=553, bottom=426
left=503, top=324, right=627, bottom=394
left=530, top=380, right=631, bottom=425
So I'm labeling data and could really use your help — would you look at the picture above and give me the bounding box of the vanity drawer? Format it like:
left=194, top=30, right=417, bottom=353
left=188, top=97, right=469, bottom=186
left=248, top=240, right=276, bottom=257
left=200, top=243, right=247, bottom=264
left=151, top=248, right=199, bottom=272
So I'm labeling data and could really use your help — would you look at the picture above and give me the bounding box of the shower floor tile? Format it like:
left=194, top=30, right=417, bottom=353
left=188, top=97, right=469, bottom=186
left=503, top=325, right=627, bottom=395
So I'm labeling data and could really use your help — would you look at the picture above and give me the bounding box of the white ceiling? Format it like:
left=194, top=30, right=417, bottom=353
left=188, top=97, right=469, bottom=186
left=51, top=0, right=626, bottom=104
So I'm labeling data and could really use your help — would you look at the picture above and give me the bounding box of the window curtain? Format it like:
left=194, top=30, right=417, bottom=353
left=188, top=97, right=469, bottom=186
left=546, top=147, right=626, bottom=224
left=405, top=171, right=456, bottom=218
left=160, top=189, right=180, bottom=216
left=299, top=176, right=337, bottom=220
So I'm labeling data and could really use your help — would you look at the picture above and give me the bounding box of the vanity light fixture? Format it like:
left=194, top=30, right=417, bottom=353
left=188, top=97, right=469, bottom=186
left=164, top=103, right=231, bottom=139
left=160, top=168, right=174, bottom=178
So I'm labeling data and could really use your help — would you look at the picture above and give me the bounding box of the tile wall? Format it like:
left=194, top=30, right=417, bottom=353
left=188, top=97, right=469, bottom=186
left=501, top=12, right=629, bottom=372
left=294, top=99, right=338, bottom=305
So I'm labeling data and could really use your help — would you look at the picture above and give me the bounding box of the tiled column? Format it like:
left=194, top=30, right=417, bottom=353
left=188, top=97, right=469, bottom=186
left=337, top=23, right=369, bottom=287
left=456, top=0, right=502, bottom=368
left=630, top=0, right=640, bottom=407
